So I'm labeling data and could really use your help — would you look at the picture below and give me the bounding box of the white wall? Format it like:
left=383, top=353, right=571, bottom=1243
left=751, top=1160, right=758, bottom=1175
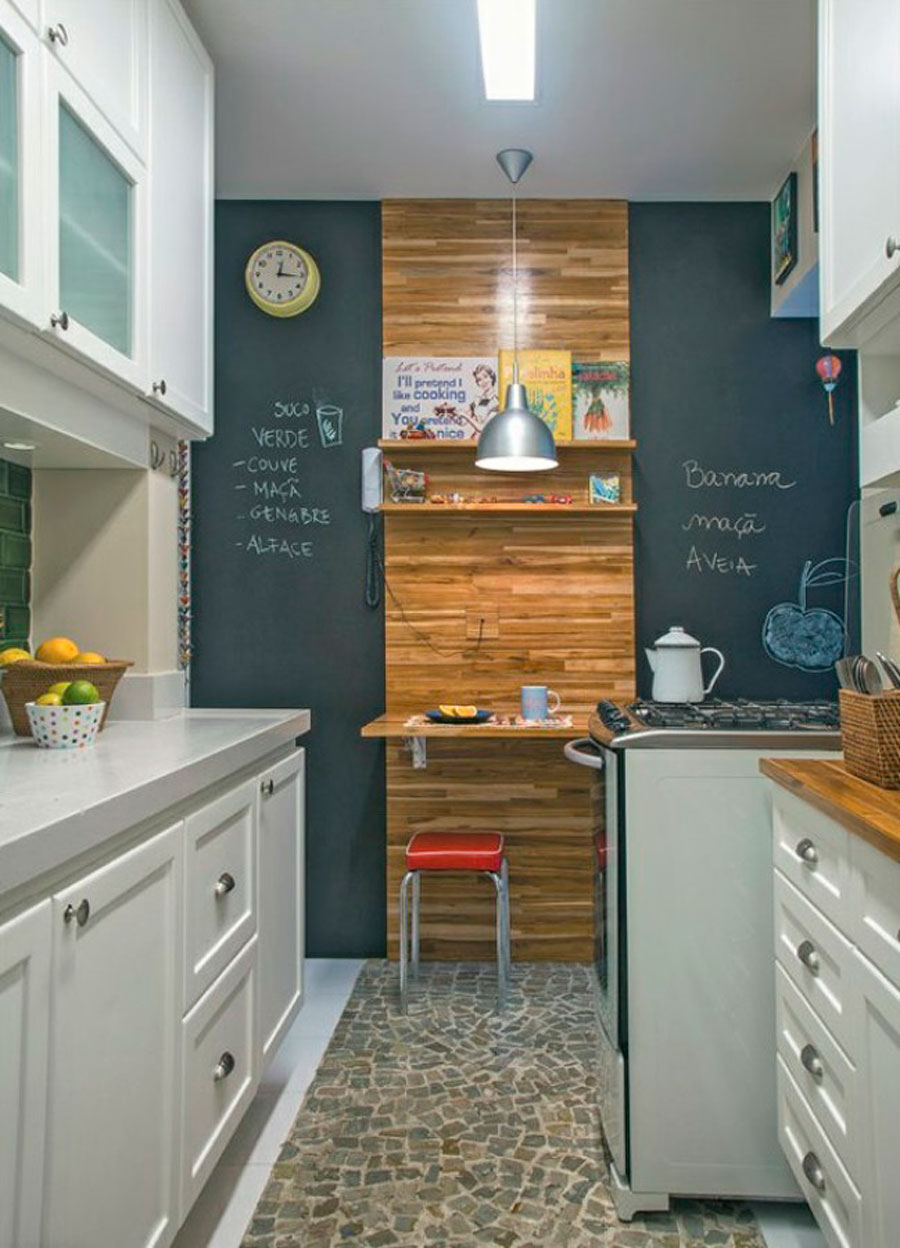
left=32, top=431, right=181, bottom=704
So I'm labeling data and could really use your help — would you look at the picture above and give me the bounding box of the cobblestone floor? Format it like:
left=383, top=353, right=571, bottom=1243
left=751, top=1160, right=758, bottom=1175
left=242, top=962, right=766, bottom=1248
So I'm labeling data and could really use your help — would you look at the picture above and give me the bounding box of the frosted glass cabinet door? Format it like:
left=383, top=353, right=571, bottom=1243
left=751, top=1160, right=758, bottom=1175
left=59, top=104, right=132, bottom=354
left=44, top=64, right=145, bottom=389
left=0, top=1, right=41, bottom=325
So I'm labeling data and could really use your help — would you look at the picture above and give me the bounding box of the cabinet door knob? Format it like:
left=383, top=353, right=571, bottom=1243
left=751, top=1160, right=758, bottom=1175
left=152, top=379, right=167, bottom=396
left=797, top=939, right=820, bottom=975
left=795, top=837, right=818, bottom=867
left=47, top=21, right=69, bottom=45
left=261, top=778, right=275, bottom=796
left=63, top=898, right=90, bottom=927
left=213, top=1051, right=235, bottom=1082
left=214, top=871, right=236, bottom=898
left=800, top=1043, right=824, bottom=1080
left=802, top=1150, right=827, bottom=1194
left=888, top=237, right=900, bottom=260
left=50, top=310, right=69, bottom=331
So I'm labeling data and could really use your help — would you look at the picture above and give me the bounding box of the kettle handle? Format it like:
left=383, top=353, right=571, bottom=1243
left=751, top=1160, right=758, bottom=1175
left=701, top=647, right=725, bottom=695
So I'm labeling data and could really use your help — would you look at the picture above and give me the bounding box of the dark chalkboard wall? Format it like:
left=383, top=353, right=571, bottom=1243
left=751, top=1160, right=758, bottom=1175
left=191, top=201, right=385, bottom=956
left=630, top=203, right=858, bottom=700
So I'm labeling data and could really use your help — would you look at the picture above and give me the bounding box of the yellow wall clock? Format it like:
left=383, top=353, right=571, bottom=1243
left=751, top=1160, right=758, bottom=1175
left=244, top=240, right=321, bottom=317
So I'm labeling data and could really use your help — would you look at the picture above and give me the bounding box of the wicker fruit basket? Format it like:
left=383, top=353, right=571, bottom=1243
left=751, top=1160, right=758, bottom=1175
left=840, top=688, right=900, bottom=789
left=1, top=659, right=133, bottom=736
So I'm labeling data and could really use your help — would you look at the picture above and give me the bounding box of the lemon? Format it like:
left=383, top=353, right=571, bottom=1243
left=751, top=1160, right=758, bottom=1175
left=48, top=681, right=71, bottom=697
left=454, top=705, right=478, bottom=717
left=0, top=646, right=30, bottom=666
left=36, top=636, right=80, bottom=664
left=62, top=680, right=100, bottom=706
left=35, top=692, right=63, bottom=706
left=74, top=652, right=106, bottom=664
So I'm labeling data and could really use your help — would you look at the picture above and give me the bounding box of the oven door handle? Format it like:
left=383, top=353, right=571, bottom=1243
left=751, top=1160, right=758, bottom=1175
left=563, top=738, right=606, bottom=770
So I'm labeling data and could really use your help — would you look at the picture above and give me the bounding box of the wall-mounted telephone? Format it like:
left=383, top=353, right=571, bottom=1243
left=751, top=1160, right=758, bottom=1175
left=361, top=447, right=382, bottom=512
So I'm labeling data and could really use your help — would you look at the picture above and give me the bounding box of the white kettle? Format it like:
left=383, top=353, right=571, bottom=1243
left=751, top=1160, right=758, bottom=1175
left=645, top=626, right=725, bottom=703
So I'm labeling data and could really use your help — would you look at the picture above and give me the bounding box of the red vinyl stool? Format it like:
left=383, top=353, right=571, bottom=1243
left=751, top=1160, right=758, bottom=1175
left=399, top=832, right=510, bottom=1013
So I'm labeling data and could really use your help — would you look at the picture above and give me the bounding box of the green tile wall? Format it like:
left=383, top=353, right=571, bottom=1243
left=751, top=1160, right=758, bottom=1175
left=0, top=457, right=31, bottom=649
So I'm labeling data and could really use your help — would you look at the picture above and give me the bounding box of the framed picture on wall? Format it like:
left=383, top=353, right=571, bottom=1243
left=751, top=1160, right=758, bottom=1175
left=773, top=171, right=798, bottom=285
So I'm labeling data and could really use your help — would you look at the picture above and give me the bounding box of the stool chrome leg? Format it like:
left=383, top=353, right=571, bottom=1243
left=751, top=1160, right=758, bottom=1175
left=500, top=857, right=511, bottom=985
left=488, top=870, right=508, bottom=1012
left=411, top=871, right=421, bottom=979
left=399, top=870, right=414, bottom=1013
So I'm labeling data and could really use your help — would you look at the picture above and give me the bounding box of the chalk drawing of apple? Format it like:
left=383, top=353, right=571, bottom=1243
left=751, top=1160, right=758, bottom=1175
left=762, top=559, right=847, bottom=672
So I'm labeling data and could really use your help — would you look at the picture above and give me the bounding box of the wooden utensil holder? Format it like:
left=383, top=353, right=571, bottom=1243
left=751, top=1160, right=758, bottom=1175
left=840, top=688, right=900, bottom=789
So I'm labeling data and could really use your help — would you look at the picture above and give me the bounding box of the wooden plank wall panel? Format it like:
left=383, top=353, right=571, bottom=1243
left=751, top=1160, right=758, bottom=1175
left=382, top=200, right=630, bottom=359
left=386, top=740, right=594, bottom=962
left=384, top=513, right=635, bottom=714
left=381, top=199, right=631, bottom=961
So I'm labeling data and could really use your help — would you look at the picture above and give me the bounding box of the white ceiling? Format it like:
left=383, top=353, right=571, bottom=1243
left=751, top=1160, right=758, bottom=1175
left=183, top=0, right=816, bottom=202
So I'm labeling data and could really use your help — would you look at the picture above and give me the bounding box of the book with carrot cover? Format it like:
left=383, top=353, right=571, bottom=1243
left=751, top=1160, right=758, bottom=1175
left=572, top=361, right=630, bottom=439
left=497, top=349, right=572, bottom=440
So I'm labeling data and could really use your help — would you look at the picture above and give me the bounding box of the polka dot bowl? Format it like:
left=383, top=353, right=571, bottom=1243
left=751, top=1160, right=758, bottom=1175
left=25, top=700, right=106, bottom=749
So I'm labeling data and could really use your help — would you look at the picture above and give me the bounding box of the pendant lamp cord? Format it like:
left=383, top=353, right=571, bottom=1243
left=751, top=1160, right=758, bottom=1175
left=511, top=190, right=519, bottom=383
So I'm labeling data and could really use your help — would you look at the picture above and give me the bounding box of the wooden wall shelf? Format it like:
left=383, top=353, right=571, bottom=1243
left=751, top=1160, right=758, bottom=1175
left=379, top=502, right=637, bottom=515
left=378, top=438, right=636, bottom=453
left=362, top=713, right=584, bottom=740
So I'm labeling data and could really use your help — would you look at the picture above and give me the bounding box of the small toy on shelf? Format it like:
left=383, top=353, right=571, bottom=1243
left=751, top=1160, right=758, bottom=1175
left=590, top=473, right=622, bottom=504
left=384, top=458, right=428, bottom=502
left=399, top=422, right=436, bottom=441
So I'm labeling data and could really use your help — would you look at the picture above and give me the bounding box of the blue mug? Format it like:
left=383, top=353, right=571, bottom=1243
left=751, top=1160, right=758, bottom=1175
left=521, top=685, right=561, bottom=720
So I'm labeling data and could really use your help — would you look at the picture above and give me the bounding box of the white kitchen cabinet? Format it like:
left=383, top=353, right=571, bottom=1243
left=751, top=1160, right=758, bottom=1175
left=181, top=937, right=258, bottom=1211
left=770, top=782, right=900, bottom=1248
left=7, top=0, right=36, bottom=28
left=42, top=59, right=147, bottom=391
left=0, top=901, right=50, bottom=1248
left=146, top=0, right=213, bottom=433
left=819, top=0, right=900, bottom=347
left=0, top=1, right=42, bottom=327
left=40, top=0, right=147, bottom=160
left=855, top=949, right=900, bottom=1248
left=184, top=778, right=256, bottom=1010
left=258, top=748, right=305, bottom=1068
left=42, top=822, right=183, bottom=1248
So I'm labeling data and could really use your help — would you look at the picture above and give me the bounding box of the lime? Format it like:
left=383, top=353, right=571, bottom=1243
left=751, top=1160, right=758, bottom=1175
left=35, top=692, right=63, bottom=706
left=62, top=680, right=101, bottom=706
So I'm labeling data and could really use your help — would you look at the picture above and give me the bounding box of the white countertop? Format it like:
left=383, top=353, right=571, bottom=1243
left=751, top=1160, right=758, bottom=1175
left=0, top=708, right=310, bottom=905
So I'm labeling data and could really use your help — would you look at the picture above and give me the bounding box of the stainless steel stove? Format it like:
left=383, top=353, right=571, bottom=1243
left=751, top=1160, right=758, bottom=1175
left=570, top=696, right=842, bottom=1218
left=592, top=697, right=842, bottom=749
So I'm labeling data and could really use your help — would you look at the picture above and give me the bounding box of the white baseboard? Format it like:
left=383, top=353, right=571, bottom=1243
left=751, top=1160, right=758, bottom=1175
left=110, top=669, right=187, bottom=721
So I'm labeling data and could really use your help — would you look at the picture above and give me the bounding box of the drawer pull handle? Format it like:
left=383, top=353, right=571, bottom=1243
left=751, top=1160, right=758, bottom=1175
left=797, top=939, right=821, bottom=975
left=801, top=1043, right=824, bottom=1080
left=802, top=1150, right=827, bottom=1194
left=152, top=378, right=167, bottom=396
left=795, top=837, right=818, bottom=867
left=213, top=1051, right=235, bottom=1082
left=63, top=899, right=90, bottom=927
left=50, top=310, right=69, bottom=331
left=214, top=871, right=236, bottom=898
left=48, top=21, right=69, bottom=45
left=261, top=778, right=274, bottom=796
left=888, top=236, right=900, bottom=260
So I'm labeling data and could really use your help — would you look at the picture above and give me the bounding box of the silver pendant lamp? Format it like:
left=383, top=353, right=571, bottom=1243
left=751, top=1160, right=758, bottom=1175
left=476, top=148, right=558, bottom=472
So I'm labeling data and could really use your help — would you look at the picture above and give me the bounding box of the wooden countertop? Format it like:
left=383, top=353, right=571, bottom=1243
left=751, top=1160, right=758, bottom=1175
left=361, top=712, right=586, bottom=740
left=761, top=757, right=900, bottom=865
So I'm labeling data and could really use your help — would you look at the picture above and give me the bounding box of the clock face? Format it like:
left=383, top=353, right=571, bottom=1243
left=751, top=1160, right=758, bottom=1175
left=244, top=240, right=320, bottom=317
